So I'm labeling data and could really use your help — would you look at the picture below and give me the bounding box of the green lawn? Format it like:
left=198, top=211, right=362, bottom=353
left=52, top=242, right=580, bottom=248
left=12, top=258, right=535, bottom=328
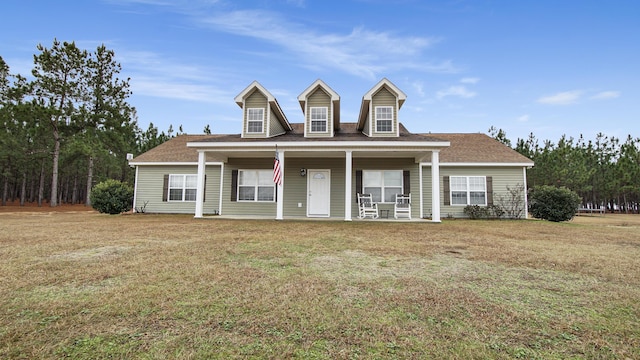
left=1, top=211, right=638, bottom=359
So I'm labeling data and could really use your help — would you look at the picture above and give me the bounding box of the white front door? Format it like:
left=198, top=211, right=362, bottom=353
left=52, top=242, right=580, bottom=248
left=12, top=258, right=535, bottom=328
left=307, top=169, right=330, bottom=217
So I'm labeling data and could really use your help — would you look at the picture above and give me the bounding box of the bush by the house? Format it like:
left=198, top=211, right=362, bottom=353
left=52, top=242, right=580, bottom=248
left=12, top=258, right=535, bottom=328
left=463, top=205, right=490, bottom=219
left=90, top=179, right=134, bottom=214
left=529, top=185, right=581, bottom=222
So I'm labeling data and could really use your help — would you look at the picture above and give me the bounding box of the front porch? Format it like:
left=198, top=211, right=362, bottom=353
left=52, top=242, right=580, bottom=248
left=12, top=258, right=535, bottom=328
left=188, top=141, right=447, bottom=223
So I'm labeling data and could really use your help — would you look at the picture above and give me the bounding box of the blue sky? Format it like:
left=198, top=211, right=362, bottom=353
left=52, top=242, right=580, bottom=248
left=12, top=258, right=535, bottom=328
left=1, top=0, right=638, bottom=143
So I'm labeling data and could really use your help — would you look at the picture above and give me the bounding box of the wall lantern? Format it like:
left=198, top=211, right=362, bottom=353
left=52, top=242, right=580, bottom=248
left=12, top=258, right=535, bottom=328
left=300, top=168, right=307, bottom=177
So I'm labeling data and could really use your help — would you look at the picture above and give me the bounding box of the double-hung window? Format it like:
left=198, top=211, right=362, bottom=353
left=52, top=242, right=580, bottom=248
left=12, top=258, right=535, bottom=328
left=375, top=106, right=393, bottom=132
left=310, top=107, right=328, bottom=132
left=168, top=174, right=197, bottom=201
left=363, top=170, right=403, bottom=203
left=247, top=108, right=264, bottom=133
left=238, top=170, right=275, bottom=202
left=450, top=176, right=487, bottom=205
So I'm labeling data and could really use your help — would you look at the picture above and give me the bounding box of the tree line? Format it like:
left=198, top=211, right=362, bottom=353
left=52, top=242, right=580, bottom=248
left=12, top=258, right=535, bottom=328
left=490, top=127, right=640, bottom=213
left=0, top=40, right=201, bottom=207
left=2, top=40, right=638, bottom=211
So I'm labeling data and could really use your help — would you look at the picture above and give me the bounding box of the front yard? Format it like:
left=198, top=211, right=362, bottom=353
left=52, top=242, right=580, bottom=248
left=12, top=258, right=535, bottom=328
left=0, top=211, right=638, bottom=359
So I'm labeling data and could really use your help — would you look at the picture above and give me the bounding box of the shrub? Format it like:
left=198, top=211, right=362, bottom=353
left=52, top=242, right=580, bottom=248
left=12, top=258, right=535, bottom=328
left=463, top=205, right=489, bottom=219
left=90, top=179, right=134, bottom=215
left=495, top=183, right=526, bottom=219
left=528, top=185, right=581, bottom=222
left=488, top=204, right=505, bottom=219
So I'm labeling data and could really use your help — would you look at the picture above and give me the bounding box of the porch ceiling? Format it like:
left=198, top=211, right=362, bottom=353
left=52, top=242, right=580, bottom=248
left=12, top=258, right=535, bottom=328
left=202, top=149, right=434, bottom=162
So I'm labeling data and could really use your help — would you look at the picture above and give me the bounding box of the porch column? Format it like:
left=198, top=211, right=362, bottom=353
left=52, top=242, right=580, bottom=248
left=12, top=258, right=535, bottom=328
left=431, top=150, right=441, bottom=223
left=523, top=167, right=529, bottom=219
left=194, top=150, right=206, bottom=218
left=276, top=149, right=285, bottom=220
left=344, top=150, right=353, bottom=221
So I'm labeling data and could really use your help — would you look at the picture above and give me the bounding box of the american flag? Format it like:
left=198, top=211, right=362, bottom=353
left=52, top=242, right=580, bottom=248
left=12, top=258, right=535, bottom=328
left=273, top=149, right=282, bottom=186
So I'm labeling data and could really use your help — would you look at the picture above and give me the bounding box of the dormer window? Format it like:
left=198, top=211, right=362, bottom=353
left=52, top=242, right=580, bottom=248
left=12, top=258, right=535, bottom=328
left=375, top=106, right=393, bottom=132
left=310, top=107, right=328, bottom=132
left=247, top=108, right=264, bottom=133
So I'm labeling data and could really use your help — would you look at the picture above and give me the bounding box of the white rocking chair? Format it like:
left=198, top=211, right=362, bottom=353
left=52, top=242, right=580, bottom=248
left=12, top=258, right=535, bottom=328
left=394, top=193, right=411, bottom=219
left=357, top=193, right=379, bottom=219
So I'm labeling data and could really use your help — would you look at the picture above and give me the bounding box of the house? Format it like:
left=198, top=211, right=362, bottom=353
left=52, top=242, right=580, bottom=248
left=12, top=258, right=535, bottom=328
left=129, top=78, right=534, bottom=221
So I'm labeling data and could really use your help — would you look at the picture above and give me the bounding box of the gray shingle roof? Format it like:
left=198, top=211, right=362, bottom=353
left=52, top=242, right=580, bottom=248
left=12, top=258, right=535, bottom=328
left=130, top=127, right=533, bottom=165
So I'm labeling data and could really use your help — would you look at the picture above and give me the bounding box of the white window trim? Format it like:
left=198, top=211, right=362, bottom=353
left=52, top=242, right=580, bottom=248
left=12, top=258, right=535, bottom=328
left=374, top=106, right=394, bottom=133
left=450, top=176, right=487, bottom=206
left=363, top=170, right=403, bottom=203
left=309, top=106, right=328, bottom=133
left=246, top=108, right=264, bottom=134
left=168, top=174, right=198, bottom=202
left=237, top=169, right=276, bottom=202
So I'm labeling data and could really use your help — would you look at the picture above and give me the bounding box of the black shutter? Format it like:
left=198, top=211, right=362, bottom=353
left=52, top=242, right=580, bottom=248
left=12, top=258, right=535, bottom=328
left=162, top=174, right=169, bottom=202
left=486, top=176, right=493, bottom=206
left=355, top=170, right=363, bottom=201
left=231, top=170, right=238, bottom=201
left=443, top=176, right=450, bottom=206
left=403, top=170, right=410, bottom=195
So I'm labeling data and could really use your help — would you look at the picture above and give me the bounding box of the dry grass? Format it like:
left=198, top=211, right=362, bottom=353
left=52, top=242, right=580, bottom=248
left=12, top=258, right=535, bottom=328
left=0, top=211, right=639, bottom=359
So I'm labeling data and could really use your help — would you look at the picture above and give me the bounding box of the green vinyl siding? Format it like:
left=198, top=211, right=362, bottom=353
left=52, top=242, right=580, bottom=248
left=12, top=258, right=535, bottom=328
left=422, top=166, right=527, bottom=218
left=282, top=158, right=345, bottom=218
left=352, top=158, right=419, bottom=219
left=371, top=87, right=397, bottom=137
left=305, top=88, right=332, bottom=137
left=243, top=90, right=267, bottom=138
left=134, top=165, right=221, bottom=214
left=269, top=107, right=286, bottom=136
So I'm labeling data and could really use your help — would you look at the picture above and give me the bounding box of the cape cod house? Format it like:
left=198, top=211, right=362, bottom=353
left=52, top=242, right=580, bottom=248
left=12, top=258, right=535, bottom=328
left=129, top=78, right=533, bottom=221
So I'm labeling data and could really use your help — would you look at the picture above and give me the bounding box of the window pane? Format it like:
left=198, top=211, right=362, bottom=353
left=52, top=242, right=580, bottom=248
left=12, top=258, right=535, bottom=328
left=257, top=170, right=273, bottom=186
left=239, top=171, right=257, bottom=186
left=451, top=191, right=467, bottom=205
left=184, top=189, right=197, bottom=201
left=257, top=186, right=274, bottom=201
left=376, top=107, right=392, bottom=120
left=384, top=171, right=402, bottom=186
left=363, top=171, right=381, bottom=187
left=169, top=175, right=183, bottom=188
left=247, top=108, right=263, bottom=121
left=311, top=107, right=327, bottom=120
left=247, top=121, right=262, bottom=133
left=385, top=187, right=402, bottom=202
left=169, top=189, right=183, bottom=201
left=185, top=175, right=197, bottom=188
left=311, top=120, right=326, bottom=132
left=238, top=186, right=255, bottom=201
left=450, top=177, right=467, bottom=191
left=364, top=187, right=382, bottom=202
left=470, top=191, right=486, bottom=205
left=376, top=120, right=392, bottom=132
left=469, top=177, right=485, bottom=191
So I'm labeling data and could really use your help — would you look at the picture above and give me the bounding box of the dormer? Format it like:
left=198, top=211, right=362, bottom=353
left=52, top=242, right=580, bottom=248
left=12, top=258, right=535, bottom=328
left=297, top=79, right=340, bottom=138
left=357, top=78, right=407, bottom=137
left=235, top=81, right=292, bottom=138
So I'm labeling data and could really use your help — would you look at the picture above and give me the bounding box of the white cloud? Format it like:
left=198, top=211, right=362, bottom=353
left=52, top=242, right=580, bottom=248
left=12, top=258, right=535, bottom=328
left=460, top=77, right=479, bottom=84
left=591, top=91, right=620, bottom=100
left=412, top=81, right=425, bottom=97
left=517, top=114, right=530, bottom=123
left=200, top=10, right=453, bottom=79
left=436, top=85, right=476, bottom=99
left=118, top=50, right=236, bottom=103
left=537, top=90, right=582, bottom=105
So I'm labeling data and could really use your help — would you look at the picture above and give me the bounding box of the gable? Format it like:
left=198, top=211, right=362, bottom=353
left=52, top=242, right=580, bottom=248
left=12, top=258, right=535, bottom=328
left=234, top=81, right=292, bottom=138
left=357, top=78, right=406, bottom=137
